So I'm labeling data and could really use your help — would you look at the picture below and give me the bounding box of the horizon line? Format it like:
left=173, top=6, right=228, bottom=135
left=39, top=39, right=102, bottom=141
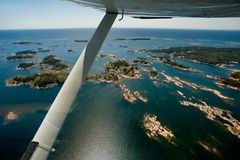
left=1, top=27, right=240, bottom=31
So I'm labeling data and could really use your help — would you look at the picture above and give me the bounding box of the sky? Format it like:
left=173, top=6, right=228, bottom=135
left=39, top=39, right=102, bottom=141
left=0, top=0, right=240, bottom=30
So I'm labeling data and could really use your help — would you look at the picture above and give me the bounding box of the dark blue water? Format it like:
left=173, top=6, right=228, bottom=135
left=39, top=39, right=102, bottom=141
left=0, top=29, right=240, bottom=160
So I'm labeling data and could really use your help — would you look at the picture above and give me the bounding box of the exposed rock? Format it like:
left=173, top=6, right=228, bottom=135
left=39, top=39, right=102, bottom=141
left=197, top=141, right=223, bottom=158
left=180, top=100, right=240, bottom=138
left=142, top=114, right=176, bottom=145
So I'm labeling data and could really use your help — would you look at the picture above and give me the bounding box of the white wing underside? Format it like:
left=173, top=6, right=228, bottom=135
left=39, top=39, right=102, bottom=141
left=68, top=0, right=240, bottom=17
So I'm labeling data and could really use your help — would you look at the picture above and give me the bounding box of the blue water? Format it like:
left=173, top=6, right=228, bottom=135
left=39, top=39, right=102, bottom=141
left=0, top=29, right=240, bottom=160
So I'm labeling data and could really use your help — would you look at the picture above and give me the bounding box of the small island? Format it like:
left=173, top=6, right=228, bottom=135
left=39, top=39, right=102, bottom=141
left=12, top=41, right=32, bottom=45
left=100, top=54, right=116, bottom=60
left=217, top=71, right=240, bottom=90
left=180, top=99, right=240, bottom=138
left=74, top=40, right=88, bottom=43
left=40, top=55, right=68, bottom=71
left=119, top=45, right=128, bottom=48
left=6, top=55, right=69, bottom=89
left=115, top=37, right=151, bottom=41
left=38, top=48, right=52, bottom=52
left=86, top=59, right=148, bottom=103
left=86, top=73, right=119, bottom=84
left=16, top=62, right=36, bottom=70
left=148, top=54, right=199, bottom=72
left=67, top=49, right=75, bottom=53
left=160, top=72, right=233, bottom=101
left=133, top=57, right=150, bottom=66
left=6, top=71, right=68, bottom=89
left=197, top=141, right=222, bottom=158
left=117, top=84, right=148, bottom=103
left=6, top=50, right=37, bottom=61
left=149, top=68, right=158, bottom=80
left=142, top=114, right=176, bottom=145
left=13, top=41, right=42, bottom=45
left=105, top=60, right=141, bottom=79
left=87, top=60, right=141, bottom=83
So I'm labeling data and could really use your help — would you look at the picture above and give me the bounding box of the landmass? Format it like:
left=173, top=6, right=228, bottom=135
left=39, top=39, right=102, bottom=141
left=38, top=48, right=53, bottom=52
left=160, top=72, right=233, bottom=101
left=5, top=112, right=18, bottom=121
left=40, top=55, right=68, bottom=71
left=132, top=57, right=150, bottom=66
left=6, top=50, right=37, bottom=61
left=105, top=60, right=141, bottom=79
left=86, top=59, right=147, bottom=103
left=115, top=37, right=151, bottom=41
left=6, top=72, right=68, bottom=89
left=158, top=46, right=240, bottom=66
left=180, top=99, right=240, bottom=138
left=117, top=84, right=148, bottom=103
left=206, top=71, right=240, bottom=90
left=16, top=62, right=36, bottom=70
left=148, top=54, right=199, bottom=72
left=13, top=41, right=42, bottom=45
left=142, top=114, right=176, bottom=145
left=86, top=73, right=119, bottom=84
left=6, top=55, right=69, bottom=89
left=149, top=67, right=158, bottom=80
left=67, top=49, right=75, bottom=53
left=100, top=54, right=116, bottom=60
left=119, top=45, right=128, bottom=48
left=197, top=141, right=222, bottom=158
left=87, top=59, right=141, bottom=82
left=217, top=71, right=240, bottom=90
left=3, top=111, right=19, bottom=125
left=74, top=40, right=88, bottom=43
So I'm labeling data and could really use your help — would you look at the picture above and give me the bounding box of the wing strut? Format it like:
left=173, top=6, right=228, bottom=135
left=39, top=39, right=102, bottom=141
left=21, top=12, right=117, bottom=160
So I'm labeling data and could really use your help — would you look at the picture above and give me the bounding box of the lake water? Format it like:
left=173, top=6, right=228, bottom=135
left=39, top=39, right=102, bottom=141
left=0, top=29, right=240, bottom=160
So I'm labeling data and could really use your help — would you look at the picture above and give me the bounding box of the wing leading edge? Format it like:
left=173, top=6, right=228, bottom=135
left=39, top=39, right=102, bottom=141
left=68, top=0, right=240, bottom=17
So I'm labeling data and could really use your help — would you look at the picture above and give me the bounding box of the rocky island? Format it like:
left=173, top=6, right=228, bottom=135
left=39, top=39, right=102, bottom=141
left=142, top=114, right=176, bottom=145
left=40, top=55, right=68, bottom=71
left=74, top=40, right=88, bottom=43
left=115, top=37, right=151, bottom=41
left=105, top=60, right=141, bottom=79
left=180, top=99, right=240, bottom=138
left=6, top=50, right=37, bottom=61
left=217, top=71, right=240, bottom=90
left=197, top=141, right=222, bottom=158
left=12, top=41, right=42, bottom=45
left=160, top=72, right=233, bottom=101
left=148, top=54, right=199, bottom=72
left=132, top=57, right=150, bottom=66
left=16, top=62, right=36, bottom=70
left=149, top=67, right=158, bottom=80
left=6, top=55, right=69, bottom=89
left=87, top=59, right=141, bottom=82
left=86, top=59, right=148, bottom=103
left=6, top=71, right=68, bottom=89
left=86, top=73, right=119, bottom=84
left=38, top=48, right=53, bottom=52
left=100, top=54, right=116, bottom=60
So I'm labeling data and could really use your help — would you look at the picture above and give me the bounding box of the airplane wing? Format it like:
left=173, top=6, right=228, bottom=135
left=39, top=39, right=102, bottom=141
left=21, top=1, right=240, bottom=160
left=68, top=0, right=240, bottom=17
